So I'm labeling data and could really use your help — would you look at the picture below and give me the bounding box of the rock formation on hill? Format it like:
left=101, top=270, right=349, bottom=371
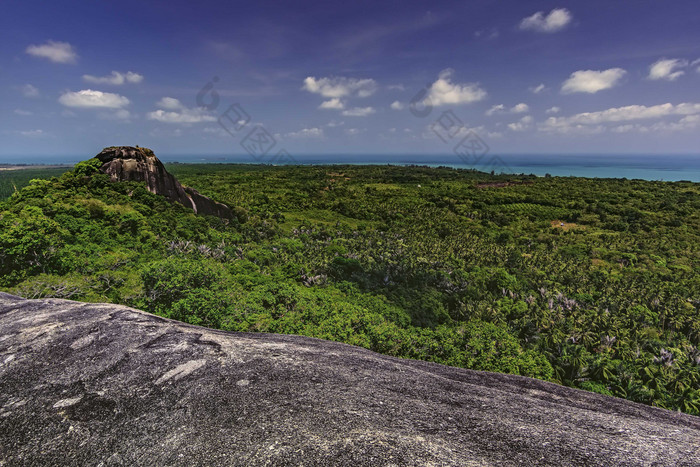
left=0, top=293, right=698, bottom=466
left=95, top=146, right=234, bottom=220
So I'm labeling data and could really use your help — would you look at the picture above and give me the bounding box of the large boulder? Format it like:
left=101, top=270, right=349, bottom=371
left=95, top=146, right=234, bottom=220
left=0, top=292, right=698, bottom=465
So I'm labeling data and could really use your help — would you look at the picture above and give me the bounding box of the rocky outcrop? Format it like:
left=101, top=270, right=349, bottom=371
left=95, top=146, right=233, bottom=220
left=1, top=292, right=699, bottom=466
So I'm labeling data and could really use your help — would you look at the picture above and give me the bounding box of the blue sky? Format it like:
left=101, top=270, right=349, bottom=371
left=2, top=0, right=700, bottom=160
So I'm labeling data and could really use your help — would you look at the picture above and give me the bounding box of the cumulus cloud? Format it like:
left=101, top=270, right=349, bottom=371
left=511, top=103, right=529, bottom=113
left=341, top=106, right=376, bottom=117
left=83, top=71, right=144, bottom=85
left=540, top=102, right=700, bottom=133
left=344, top=128, right=366, bottom=135
left=508, top=115, right=533, bottom=131
left=546, top=106, right=561, bottom=114
left=156, top=97, right=185, bottom=110
left=424, top=69, right=487, bottom=106
left=561, top=68, right=626, bottom=94
left=147, top=97, right=216, bottom=124
left=520, top=8, right=572, bottom=33
left=390, top=100, right=404, bottom=110
left=530, top=84, right=546, bottom=94
left=486, top=103, right=528, bottom=115
left=26, top=40, right=77, bottom=64
left=553, top=102, right=700, bottom=125
left=486, top=104, right=505, bottom=116
left=319, top=98, right=345, bottom=110
left=148, top=109, right=215, bottom=124
left=610, top=115, right=700, bottom=134
left=59, top=89, right=130, bottom=108
left=648, top=59, right=688, bottom=81
left=286, top=127, right=324, bottom=138
left=21, top=84, right=39, bottom=98
left=303, top=76, right=377, bottom=98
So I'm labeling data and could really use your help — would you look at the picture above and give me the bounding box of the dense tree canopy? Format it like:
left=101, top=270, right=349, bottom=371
left=1, top=163, right=698, bottom=414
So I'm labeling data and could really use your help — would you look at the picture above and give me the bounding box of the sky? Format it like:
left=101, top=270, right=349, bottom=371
left=2, top=0, right=700, bottom=161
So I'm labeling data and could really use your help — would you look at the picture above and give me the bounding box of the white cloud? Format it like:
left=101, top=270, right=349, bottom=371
left=487, top=103, right=528, bottom=115
left=25, top=40, right=77, bottom=64
left=59, top=89, right=130, bottom=108
left=545, top=106, right=561, bottom=114
left=520, top=8, right=572, bottom=33
left=83, top=71, right=144, bottom=85
left=561, top=68, right=626, bottom=94
left=390, top=100, right=404, bottom=110
left=156, top=97, right=185, bottom=110
left=508, top=115, right=533, bottom=131
left=549, top=102, right=700, bottom=125
left=344, top=128, right=366, bottom=135
left=341, top=106, right=376, bottom=117
left=610, top=115, right=700, bottom=134
left=148, top=109, right=215, bottom=123
left=319, top=98, right=345, bottom=110
left=651, top=114, right=700, bottom=131
left=648, top=59, right=688, bottom=81
left=147, top=97, right=216, bottom=124
left=21, top=84, right=40, bottom=98
left=540, top=122, right=606, bottom=135
left=425, top=69, right=487, bottom=106
left=486, top=104, right=505, bottom=116
left=14, top=109, right=33, bottom=116
left=17, top=129, right=45, bottom=137
left=511, top=103, right=529, bottom=113
left=610, top=124, right=638, bottom=134
left=530, top=84, right=546, bottom=94
left=326, top=120, right=344, bottom=127
left=540, top=102, right=700, bottom=134
left=286, top=127, right=324, bottom=138
left=303, top=76, right=377, bottom=98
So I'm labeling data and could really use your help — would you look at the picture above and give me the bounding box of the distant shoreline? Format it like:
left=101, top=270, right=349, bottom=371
left=1, top=155, right=699, bottom=181
left=0, top=164, right=73, bottom=171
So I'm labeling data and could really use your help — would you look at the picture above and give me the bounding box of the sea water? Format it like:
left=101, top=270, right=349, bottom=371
left=2, top=154, right=699, bottom=182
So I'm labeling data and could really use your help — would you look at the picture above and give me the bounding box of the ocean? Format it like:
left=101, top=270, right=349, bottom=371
left=3, top=154, right=700, bottom=182
left=153, top=153, right=700, bottom=182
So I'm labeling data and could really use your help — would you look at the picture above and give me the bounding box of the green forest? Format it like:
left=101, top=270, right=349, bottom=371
left=1, top=161, right=699, bottom=414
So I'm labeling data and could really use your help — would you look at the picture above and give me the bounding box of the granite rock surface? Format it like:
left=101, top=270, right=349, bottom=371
left=95, top=146, right=233, bottom=219
left=0, top=292, right=698, bottom=466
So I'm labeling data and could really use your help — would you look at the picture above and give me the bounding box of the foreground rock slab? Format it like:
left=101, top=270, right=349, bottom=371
left=0, top=293, right=698, bottom=466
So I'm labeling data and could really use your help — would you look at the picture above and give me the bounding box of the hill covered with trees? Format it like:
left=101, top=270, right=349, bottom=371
left=1, top=159, right=698, bottom=414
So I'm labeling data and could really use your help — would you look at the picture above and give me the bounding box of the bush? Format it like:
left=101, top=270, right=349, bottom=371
left=73, top=158, right=103, bottom=177
left=141, top=258, right=227, bottom=313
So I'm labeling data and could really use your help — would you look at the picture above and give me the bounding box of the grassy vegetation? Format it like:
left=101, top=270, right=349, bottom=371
left=1, top=162, right=699, bottom=414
